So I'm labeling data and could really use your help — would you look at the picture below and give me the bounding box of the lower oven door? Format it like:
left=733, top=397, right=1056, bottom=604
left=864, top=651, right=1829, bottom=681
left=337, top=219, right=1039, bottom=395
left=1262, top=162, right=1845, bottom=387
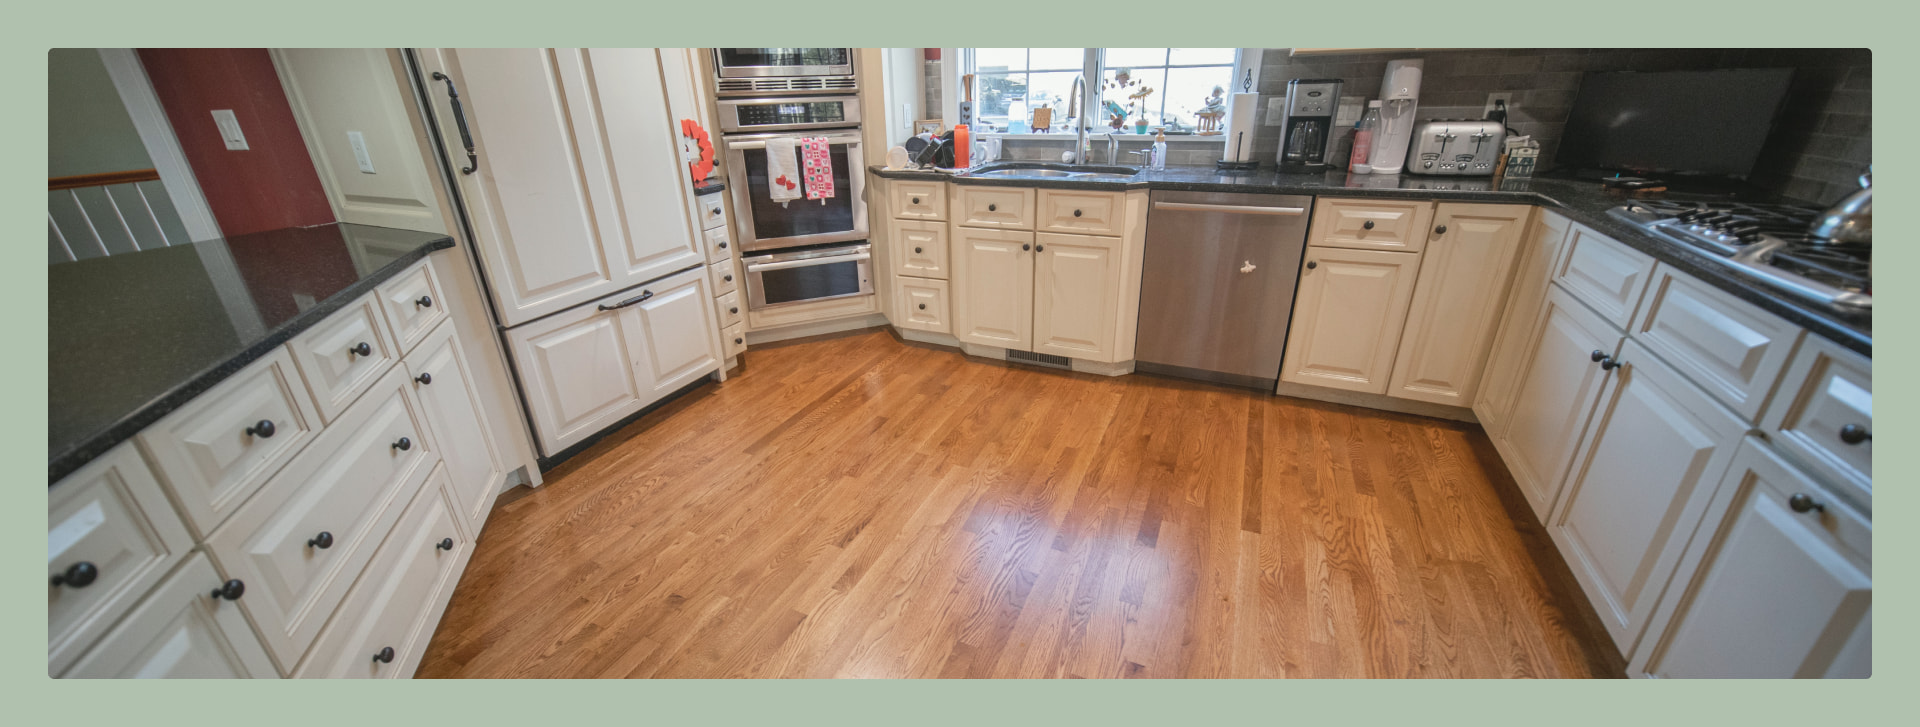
left=743, top=244, right=873, bottom=311
left=725, top=131, right=867, bottom=252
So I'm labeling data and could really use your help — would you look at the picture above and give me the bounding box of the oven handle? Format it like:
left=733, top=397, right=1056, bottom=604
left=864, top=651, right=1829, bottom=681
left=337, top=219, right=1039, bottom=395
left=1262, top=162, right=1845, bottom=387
left=746, top=252, right=870, bottom=273
left=725, top=133, right=864, bottom=151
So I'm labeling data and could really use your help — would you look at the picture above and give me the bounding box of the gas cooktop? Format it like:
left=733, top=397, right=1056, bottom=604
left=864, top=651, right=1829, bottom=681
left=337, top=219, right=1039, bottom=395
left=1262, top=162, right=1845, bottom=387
left=1608, top=200, right=1871, bottom=312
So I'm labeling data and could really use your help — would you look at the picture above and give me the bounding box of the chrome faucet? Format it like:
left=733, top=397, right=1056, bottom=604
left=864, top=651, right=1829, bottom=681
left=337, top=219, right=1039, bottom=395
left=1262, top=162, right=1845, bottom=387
left=1070, top=75, right=1089, bottom=166
left=1105, top=133, right=1122, bottom=166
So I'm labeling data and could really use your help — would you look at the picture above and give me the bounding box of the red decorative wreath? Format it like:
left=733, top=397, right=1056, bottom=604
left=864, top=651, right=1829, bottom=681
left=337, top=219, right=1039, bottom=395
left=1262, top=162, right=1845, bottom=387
left=681, top=118, right=715, bottom=183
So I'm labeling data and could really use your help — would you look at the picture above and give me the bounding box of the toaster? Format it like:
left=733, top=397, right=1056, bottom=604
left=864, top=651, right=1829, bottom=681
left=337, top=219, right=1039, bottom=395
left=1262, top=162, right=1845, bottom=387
left=1406, top=119, right=1505, bottom=176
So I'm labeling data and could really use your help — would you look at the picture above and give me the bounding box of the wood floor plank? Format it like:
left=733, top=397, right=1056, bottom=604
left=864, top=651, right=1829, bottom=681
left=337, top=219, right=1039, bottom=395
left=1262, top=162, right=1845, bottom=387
left=414, top=330, right=1625, bottom=679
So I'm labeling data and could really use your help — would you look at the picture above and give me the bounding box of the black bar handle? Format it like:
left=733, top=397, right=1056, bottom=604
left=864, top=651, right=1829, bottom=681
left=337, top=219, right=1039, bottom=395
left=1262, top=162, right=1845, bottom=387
left=598, top=290, right=654, bottom=311
left=430, top=72, right=479, bottom=175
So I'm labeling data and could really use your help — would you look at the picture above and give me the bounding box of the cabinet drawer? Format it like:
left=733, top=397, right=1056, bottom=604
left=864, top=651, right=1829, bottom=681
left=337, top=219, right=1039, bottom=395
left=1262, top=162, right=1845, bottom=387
left=61, top=553, right=278, bottom=678
left=891, top=219, right=949, bottom=279
left=715, top=289, right=744, bottom=329
left=699, top=193, right=727, bottom=231
left=295, top=466, right=470, bottom=678
left=206, top=366, right=438, bottom=670
left=703, top=226, right=733, bottom=263
left=894, top=277, right=951, bottom=334
left=1552, top=224, right=1656, bottom=329
left=288, top=293, right=400, bottom=423
left=1762, top=336, right=1871, bottom=507
left=889, top=180, right=948, bottom=221
left=48, top=442, right=195, bottom=675
left=137, top=347, right=321, bottom=536
left=709, top=259, right=738, bottom=297
left=1037, top=189, right=1124, bottom=236
left=1308, top=198, right=1434, bottom=252
left=1631, top=264, right=1804, bottom=421
left=375, top=260, right=450, bottom=356
left=721, top=322, right=747, bottom=359
left=952, top=185, right=1035, bottom=230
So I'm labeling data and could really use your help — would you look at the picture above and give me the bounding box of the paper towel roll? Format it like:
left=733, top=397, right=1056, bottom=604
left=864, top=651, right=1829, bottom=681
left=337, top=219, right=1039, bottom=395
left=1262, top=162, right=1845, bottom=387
left=1221, top=92, right=1260, bottom=162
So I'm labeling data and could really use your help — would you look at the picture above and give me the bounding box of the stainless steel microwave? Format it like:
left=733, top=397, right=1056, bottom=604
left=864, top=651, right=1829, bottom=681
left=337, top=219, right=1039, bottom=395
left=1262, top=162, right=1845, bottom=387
left=712, top=48, right=857, bottom=96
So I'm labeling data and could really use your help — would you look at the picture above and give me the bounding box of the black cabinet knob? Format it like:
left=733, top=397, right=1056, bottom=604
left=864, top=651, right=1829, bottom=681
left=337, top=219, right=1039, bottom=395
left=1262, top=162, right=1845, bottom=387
left=1788, top=493, right=1826, bottom=514
left=51, top=561, right=99, bottom=588
left=212, top=579, right=245, bottom=601
left=245, top=419, right=276, bottom=438
left=911, top=196, right=920, bottom=204
left=1839, top=424, right=1871, bottom=445
left=718, top=241, right=729, bottom=249
left=730, top=306, right=739, bottom=314
left=392, top=436, right=412, bottom=452
left=350, top=342, right=372, bottom=357
left=373, top=646, right=396, bottom=664
left=917, top=303, right=927, bottom=310
left=1305, top=260, right=1317, bottom=270
left=1599, top=357, right=1626, bottom=371
left=415, top=372, right=432, bottom=385
left=1073, top=209, right=1083, bottom=217
left=988, top=204, right=997, bottom=212
left=1036, top=244, right=1046, bottom=252
left=710, top=207, right=722, bottom=216
left=1363, top=220, right=1375, bottom=230
left=914, top=247, right=923, bottom=254
left=723, top=274, right=733, bottom=282
left=1435, top=225, right=1448, bottom=235
left=415, top=295, right=433, bottom=308
left=734, top=337, right=744, bottom=344
left=308, top=531, right=334, bottom=549
left=436, top=537, right=454, bottom=551
left=1021, top=243, right=1031, bottom=251
left=1591, top=350, right=1609, bottom=363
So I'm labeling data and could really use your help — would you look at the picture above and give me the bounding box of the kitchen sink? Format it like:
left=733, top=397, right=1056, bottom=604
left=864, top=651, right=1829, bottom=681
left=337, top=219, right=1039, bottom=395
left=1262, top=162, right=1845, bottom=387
left=963, top=162, right=1142, bottom=180
left=973, top=168, right=1081, bottom=178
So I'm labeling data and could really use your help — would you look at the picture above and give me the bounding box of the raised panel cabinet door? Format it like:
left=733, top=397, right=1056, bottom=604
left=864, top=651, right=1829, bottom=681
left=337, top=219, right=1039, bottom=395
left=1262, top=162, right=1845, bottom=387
left=1629, top=439, right=1870, bottom=678
left=62, top=553, right=278, bottom=678
left=48, top=443, right=195, bottom=675
left=952, top=185, right=1035, bottom=230
left=951, top=226, right=1036, bottom=350
left=1033, top=233, right=1123, bottom=361
left=893, top=277, right=952, bottom=334
left=1493, top=285, right=1624, bottom=521
left=414, top=49, right=619, bottom=327
left=405, top=321, right=507, bottom=532
left=1037, top=189, right=1124, bottom=236
left=1388, top=203, right=1529, bottom=406
left=1475, top=208, right=1571, bottom=437
left=624, top=268, right=722, bottom=398
left=504, top=289, right=649, bottom=456
left=375, top=260, right=450, bottom=356
left=564, top=49, right=706, bottom=287
left=1306, top=198, right=1434, bottom=253
left=285, top=292, right=399, bottom=424
left=891, top=219, right=950, bottom=279
left=1547, top=339, right=1750, bottom=655
left=1630, top=264, right=1805, bottom=422
left=1552, top=224, right=1657, bottom=329
left=1278, top=247, right=1419, bottom=394
left=889, top=180, right=948, bottom=221
left=1761, top=335, right=1871, bottom=506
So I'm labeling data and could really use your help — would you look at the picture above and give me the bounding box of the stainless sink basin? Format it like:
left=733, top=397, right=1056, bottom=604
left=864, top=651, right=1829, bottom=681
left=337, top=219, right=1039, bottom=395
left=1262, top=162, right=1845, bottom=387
left=964, top=162, right=1141, bottom=180
left=973, top=168, right=1081, bottom=178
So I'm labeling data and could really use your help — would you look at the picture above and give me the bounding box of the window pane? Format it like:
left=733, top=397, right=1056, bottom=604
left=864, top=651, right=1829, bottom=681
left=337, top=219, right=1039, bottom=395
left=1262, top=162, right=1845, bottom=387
left=1025, top=71, right=1081, bottom=132
left=1103, top=47, right=1169, bottom=68
left=1162, top=66, right=1236, bottom=132
left=1100, top=66, right=1166, bottom=131
left=1027, top=48, right=1085, bottom=71
left=976, top=72, right=1023, bottom=125
left=1168, top=48, right=1236, bottom=66
left=975, top=48, right=1027, bottom=72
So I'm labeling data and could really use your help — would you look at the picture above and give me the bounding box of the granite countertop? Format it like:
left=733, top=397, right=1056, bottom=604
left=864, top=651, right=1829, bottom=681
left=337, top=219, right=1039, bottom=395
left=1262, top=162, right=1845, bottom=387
left=870, top=164, right=1871, bottom=358
left=49, top=223, right=456, bottom=484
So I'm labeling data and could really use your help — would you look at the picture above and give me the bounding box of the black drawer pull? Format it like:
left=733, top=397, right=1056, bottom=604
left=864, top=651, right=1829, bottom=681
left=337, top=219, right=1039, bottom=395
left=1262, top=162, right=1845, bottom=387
left=392, top=437, right=412, bottom=452
left=729, top=306, right=739, bottom=314
left=734, top=337, right=744, bottom=345
left=212, top=579, right=245, bottom=601
left=598, top=290, right=654, bottom=311
left=415, top=373, right=432, bottom=385
left=245, top=419, right=276, bottom=439
left=1599, top=357, right=1626, bottom=371
left=436, top=537, right=455, bottom=551
left=1305, top=260, right=1317, bottom=270
left=723, top=274, right=733, bottom=282
left=1363, top=220, right=1375, bottom=230
left=1435, top=225, right=1448, bottom=235
left=918, top=303, right=927, bottom=310
left=988, top=204, right=997, bottom=212
left=1073, top=209, right=1083, bottom=217
left=914, top=247, right=923, bottom=254
left=52, top=561, right=99, bottom=588
left=349, top=341, right=372, bottom=357
left=911, top=196, right=920, bottom=204
left=307, top=531, right=334, bottom=549
left=415, top=295, right=433, bottom=308
left=1788, top=493, right=1826, bottom=514
left=374, top=646, right=396, bottom=664
left=1839, top=424, right=1871, bottom=445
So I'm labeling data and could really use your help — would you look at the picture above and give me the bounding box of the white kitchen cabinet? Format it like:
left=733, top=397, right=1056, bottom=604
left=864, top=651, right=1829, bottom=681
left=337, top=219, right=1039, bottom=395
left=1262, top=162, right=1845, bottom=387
left=888, top=180, right=948, bottom=221
left=414, top=48, right=701, bottom=328
left=893, top=277, right=952, bottom=334
left=1387, top=203, right=1529, bottom=406
left=951, top=185, right=1035, bottom=230
left=1306, top=198, right=1435, bottom=253
left=1630, top=438, right=1870, bottom=678
left=890, top=219, right=950, bottom=280
left=1762, top=335, right=1872, bottom=507
left=1630, top=264, right=1804, bottom=422
left=62, top=553, right=278, bottom=678
left=1547, top=339, right=1750, bottom=655
left=287, top=292, right=400, bottom=424
left=1278, top=247, right=1420, bottom=394
left=406, top=320, right=506, bottom=533
left=951, top=227, right=1036, bottom=350
left=375, top=260, right=450, bottom=356
left=1492, top=285, right=1623, bottom=521
left=1033, top=233, right=1124, bottom=361
left=1037, top=189, right=1124, bottom=236
left=1475, top=209, right=1572, bottom=437
left=1552, top=224, right=1656, bottom=329
left=507, top=267, right=718, bottom=455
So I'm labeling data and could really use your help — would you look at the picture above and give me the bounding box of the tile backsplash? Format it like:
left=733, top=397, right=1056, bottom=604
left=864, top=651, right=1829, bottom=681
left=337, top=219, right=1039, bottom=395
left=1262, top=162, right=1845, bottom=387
left=1251, top=48, right=1871, bottom=204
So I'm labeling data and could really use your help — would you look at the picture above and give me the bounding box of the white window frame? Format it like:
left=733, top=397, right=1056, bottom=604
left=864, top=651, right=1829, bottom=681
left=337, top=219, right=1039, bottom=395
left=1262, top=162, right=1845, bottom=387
left=953, top=48, right=1260, bottom=141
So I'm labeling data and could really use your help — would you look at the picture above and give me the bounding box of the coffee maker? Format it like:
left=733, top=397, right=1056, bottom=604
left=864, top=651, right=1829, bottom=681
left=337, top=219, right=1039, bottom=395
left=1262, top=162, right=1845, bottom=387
left=1276, top=79, right=1342, bottom=168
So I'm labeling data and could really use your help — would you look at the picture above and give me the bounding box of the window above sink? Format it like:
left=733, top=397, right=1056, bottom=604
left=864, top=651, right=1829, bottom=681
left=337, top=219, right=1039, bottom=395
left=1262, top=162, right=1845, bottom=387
left=957, top=48, right=1253, bottom=139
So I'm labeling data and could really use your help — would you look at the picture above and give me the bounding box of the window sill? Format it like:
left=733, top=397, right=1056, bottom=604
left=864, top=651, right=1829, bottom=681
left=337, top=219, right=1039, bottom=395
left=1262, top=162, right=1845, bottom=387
left=982, top=132, right=1225, bottom=144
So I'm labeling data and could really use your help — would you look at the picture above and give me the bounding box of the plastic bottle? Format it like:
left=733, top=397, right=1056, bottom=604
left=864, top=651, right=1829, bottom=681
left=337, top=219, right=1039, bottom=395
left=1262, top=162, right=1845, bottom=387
left=1151, top=128, right=1167, bottom=171
left=1350, top=101, right=1381, bottom=174
left=953, top=124, right=970, bottom=169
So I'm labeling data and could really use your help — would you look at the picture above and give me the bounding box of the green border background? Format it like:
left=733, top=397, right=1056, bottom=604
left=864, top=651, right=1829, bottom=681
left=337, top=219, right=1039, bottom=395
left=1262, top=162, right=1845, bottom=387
left=3, top=1, right=1903, bottom=722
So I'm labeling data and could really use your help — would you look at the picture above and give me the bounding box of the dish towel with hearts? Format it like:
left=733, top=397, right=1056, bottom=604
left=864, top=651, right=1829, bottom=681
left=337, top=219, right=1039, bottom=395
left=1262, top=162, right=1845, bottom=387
left=766, top=137, right=801, bottom=206
left=800, top=136, right=834, bottom=200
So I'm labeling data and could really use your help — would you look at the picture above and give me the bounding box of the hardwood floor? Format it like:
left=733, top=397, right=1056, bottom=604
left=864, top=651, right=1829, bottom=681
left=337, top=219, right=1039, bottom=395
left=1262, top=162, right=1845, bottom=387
left=415, top=329, right=1624, bottom=678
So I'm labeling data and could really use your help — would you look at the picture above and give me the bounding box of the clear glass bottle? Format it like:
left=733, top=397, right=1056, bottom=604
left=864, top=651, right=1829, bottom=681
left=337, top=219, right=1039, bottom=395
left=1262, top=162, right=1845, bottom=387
left=1350, top=101, right=1381, bottom=174
left=1151, top=128, right=1167, bottom=170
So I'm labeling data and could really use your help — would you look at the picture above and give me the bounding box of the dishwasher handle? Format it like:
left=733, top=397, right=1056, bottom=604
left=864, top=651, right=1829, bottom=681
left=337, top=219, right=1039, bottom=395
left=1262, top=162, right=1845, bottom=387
left=1152, top=201, right=1307, bottom=216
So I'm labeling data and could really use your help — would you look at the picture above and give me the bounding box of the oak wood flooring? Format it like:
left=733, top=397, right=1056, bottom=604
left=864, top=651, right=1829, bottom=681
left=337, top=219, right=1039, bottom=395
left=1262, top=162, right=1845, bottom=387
left=415, top=330, right=1624, bottom=678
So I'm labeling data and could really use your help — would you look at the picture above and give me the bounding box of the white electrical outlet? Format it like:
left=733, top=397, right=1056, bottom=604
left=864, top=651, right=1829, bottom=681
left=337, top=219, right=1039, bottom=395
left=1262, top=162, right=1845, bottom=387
left=210, top=109, right=248, bottom=150
left=347, top=131, right=376, bottom=174
left=1484, top=92, right=1514, bottom=118
left=1264, top=97, right=1287, bottom=126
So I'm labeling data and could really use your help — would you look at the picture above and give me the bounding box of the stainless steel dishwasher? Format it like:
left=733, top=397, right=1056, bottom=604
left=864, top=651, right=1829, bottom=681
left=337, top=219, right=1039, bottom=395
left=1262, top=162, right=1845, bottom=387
left=1134, top=190, right=1313, bottom=390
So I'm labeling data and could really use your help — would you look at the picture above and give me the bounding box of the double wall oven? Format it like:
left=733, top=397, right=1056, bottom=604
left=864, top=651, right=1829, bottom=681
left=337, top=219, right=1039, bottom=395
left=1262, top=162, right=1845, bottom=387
left=713, top=50, right=872, bottom=312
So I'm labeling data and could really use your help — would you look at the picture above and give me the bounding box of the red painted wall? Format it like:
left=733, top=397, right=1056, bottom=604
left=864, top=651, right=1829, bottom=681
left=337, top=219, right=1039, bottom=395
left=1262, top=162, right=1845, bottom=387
left=139, top=49, right=335, bottom=237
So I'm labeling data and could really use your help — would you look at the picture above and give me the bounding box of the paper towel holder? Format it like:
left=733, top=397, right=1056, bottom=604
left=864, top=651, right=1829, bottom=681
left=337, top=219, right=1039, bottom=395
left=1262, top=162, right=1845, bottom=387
left=1216, top=131, right=1259, bottom=171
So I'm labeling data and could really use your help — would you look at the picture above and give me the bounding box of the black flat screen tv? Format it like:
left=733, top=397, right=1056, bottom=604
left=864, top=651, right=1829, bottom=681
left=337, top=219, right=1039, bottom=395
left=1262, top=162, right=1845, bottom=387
left=1557, top=68, right=1794, bottom=178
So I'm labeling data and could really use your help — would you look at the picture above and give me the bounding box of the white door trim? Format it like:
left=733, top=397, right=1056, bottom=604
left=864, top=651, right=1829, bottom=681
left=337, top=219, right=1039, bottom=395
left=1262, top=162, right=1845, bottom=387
left=96, top=48, right=222, bottom=242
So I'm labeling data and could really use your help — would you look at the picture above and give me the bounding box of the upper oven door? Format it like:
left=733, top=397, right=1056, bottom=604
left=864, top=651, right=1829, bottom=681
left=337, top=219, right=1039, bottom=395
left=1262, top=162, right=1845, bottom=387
left=713, top=48, right=854, bottom=78
left=724, top=131, right=868, bottom=253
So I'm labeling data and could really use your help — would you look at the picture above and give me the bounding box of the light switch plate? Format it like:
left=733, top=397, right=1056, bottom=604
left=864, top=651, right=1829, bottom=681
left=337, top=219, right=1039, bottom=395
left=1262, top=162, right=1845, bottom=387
left=210, top=109, right=248, bottom=151
left=347, top=130, right=376, bottom=174
left=1264, top=97, right=1286, bottom=126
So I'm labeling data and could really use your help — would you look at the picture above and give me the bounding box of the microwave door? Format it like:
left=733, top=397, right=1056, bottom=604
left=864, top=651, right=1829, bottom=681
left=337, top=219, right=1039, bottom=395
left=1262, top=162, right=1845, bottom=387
left=714, top=48, right=853, bottom=78
left=725, top=133, right=867, bottom=252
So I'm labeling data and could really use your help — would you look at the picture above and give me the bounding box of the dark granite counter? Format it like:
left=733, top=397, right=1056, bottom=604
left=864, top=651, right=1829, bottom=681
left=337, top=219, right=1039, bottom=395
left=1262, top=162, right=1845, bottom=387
left=871, top=165, right=1871, bottom=358
left=49, top=223, right=456, bottom=484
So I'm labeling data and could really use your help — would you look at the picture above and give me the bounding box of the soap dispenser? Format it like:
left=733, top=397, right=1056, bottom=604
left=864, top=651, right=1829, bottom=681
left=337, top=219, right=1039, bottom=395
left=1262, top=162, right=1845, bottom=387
left=1151, top=128, right=1167, bottom=171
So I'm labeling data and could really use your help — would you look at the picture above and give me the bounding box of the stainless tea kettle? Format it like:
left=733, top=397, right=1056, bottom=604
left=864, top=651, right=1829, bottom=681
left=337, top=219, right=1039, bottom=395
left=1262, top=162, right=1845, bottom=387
left=1810, top=168, right=1871, bottom=245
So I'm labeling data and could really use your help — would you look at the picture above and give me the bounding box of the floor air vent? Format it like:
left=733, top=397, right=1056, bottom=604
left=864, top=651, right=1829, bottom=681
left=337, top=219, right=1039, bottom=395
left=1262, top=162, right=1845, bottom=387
left=1007, top=349, right=1072, bottom=370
